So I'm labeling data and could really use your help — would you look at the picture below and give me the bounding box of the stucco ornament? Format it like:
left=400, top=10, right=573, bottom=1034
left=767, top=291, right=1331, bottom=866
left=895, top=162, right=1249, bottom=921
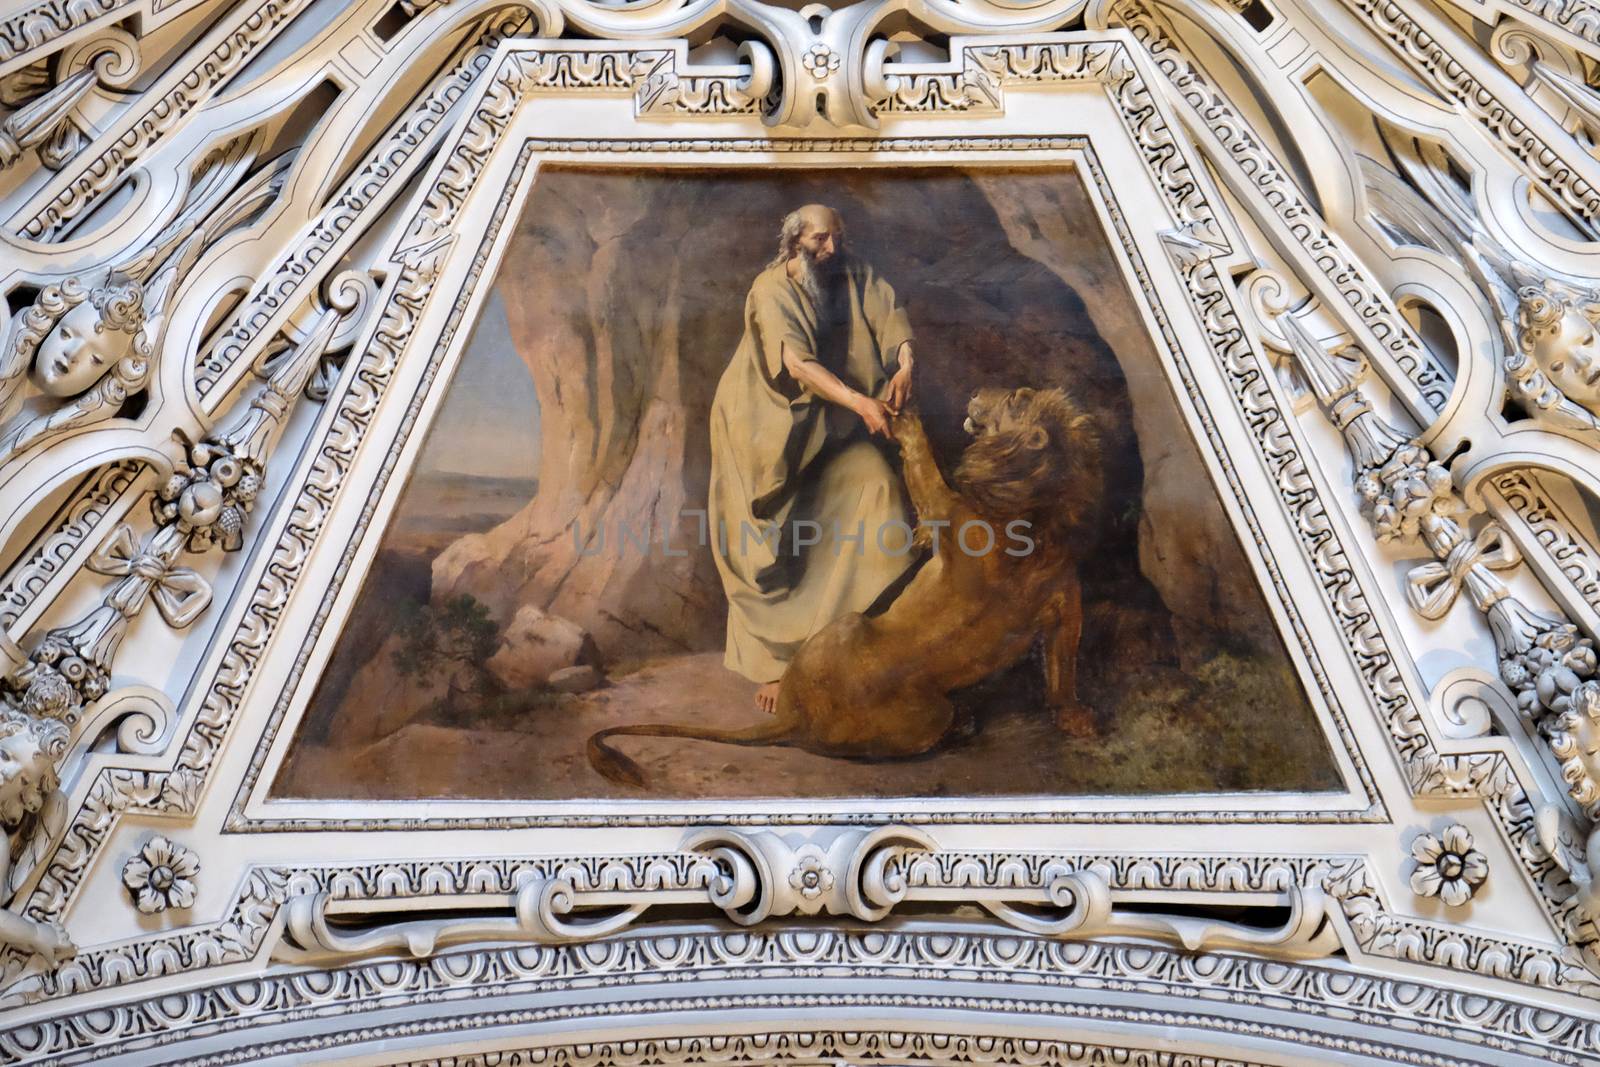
left=1275, top=305, right=1597, bottom=722
left=0, top=144, right=301, bottom=467
left=1357, top=442, right=1457, bottom=545
left=801, top=43, right=840, bottom=80
left=1361, top=133, right=1600, bottom=439
left=1539, top=682, right=1600, bottom=932
left=275, top=826, right=1340, bottom=966
left=121, top=835, right=199, bottom=914
left=152, top=434, right=266, bottom=553
left=1409, top=825, right=1489, bottom=906
left=0, top=276, right=360, bottom=738
left=0, top=35, right=137, bottom=171
left=6, top=0, right=1600, bottom=1054
left=0, top=274, right=154, bottom=459
left=0, top=709, right=71, bottom=964
left=787, top=846, right=835, bottom=899
left=1451, top=240, right=1600, bottom=435
left=1508, top=280, right=1600, bottom=433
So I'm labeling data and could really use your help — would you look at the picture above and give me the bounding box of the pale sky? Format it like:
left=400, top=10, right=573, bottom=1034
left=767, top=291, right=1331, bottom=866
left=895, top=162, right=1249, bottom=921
left=416, top=288, right=541, bottom=481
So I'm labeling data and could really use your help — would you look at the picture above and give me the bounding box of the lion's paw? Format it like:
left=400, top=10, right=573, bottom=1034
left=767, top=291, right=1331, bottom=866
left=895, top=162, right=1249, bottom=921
left=1052, top=702, right=1099, bottom=739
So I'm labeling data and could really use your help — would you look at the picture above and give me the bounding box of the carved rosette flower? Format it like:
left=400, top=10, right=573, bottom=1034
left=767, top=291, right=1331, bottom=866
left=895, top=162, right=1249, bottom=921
left=801, top=43, right=840, bottom=80
left=788, top=850, right=835, bottom=899
left=1409, top=825, right=1488, bottom=907
left=122, top=835, right=199, bottom=913
left=152, top=438, right=264, bottom=553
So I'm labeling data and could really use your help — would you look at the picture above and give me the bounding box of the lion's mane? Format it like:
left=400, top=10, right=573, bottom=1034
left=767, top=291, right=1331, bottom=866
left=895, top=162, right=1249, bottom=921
left=952, top=386, right=1102, bottom=542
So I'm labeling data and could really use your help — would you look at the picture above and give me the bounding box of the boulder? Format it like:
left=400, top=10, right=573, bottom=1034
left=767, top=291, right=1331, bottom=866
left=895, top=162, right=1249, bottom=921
left=548, top=664, right=602, bottom=693
left=484, top=604, right=597, bottom=691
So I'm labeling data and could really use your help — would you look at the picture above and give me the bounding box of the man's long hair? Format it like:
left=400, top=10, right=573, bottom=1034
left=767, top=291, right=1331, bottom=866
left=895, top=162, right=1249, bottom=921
left=768, top=209, right=846, bottom=270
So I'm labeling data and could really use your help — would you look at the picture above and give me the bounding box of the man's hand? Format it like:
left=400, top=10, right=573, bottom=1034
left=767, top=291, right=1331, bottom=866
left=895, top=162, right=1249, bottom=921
left=884, top=350, right=913, bottom=414
left=853, top=395, right=894, bottom=438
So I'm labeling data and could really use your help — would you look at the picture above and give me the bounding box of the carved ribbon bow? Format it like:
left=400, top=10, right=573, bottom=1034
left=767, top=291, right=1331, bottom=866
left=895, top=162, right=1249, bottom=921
left=1406, top=522, right=1521, bottom=621
left=86, top=523, right=212, bottom=628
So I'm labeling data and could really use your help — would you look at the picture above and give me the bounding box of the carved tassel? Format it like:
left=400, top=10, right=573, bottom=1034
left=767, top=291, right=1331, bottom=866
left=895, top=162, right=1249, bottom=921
left=0, top=66, right=96, bottom=169
left=1277, top=308, right=1408, bottom=472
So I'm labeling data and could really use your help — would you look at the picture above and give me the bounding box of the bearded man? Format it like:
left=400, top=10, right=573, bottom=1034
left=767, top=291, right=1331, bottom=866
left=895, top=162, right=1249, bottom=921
left=708, top=204, right=918, bottom=713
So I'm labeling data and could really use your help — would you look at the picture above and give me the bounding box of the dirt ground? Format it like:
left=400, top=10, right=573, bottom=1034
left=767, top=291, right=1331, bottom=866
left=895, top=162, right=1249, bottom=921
left=274, top=650, right=1340, bottom=800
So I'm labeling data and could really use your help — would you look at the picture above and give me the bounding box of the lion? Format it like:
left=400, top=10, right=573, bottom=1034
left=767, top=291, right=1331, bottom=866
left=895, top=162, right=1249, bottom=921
left=588, top=386, right=1102, bottom=786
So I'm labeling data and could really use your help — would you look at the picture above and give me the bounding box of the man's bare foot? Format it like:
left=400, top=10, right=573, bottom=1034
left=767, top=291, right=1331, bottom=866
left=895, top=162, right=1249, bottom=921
left=756, top=681, right=781, bottom=714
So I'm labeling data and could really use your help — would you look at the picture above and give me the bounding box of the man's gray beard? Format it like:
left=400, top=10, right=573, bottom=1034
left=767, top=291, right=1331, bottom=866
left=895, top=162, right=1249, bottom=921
left=794, top=250, right=838, bottom=308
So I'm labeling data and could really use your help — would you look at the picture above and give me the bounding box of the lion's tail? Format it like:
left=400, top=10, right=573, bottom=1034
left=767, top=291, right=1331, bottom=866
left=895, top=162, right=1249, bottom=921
left=586, top=718, right=794, bottom=787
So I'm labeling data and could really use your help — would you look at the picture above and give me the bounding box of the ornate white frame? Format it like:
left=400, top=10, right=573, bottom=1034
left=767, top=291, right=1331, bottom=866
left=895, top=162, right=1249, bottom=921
left=2, top=0, right=1600, bottom=1062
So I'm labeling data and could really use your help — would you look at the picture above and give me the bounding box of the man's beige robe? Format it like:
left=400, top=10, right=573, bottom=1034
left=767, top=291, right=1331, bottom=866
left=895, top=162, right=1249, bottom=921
left=708, top=257, right=917, bottom=682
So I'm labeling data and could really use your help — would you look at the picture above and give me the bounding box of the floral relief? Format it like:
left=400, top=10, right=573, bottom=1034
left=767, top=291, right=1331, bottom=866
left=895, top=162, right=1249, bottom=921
left=1409, top=825, right=1488, bottom=907
left=801, top=43, right=840, bottom=80
left=788, top=849, right=835, bottom=900
left=122, top=835, right=199, bottom=914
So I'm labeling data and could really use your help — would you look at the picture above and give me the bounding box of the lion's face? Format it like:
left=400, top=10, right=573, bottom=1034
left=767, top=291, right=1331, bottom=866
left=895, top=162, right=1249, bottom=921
left=953, top=386, right=1101, bottom=534
left=963, top=388, right=1041, bottom=440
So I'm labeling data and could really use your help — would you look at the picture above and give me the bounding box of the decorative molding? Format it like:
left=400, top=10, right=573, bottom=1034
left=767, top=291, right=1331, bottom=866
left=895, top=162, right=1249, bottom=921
left=14, top=0, right=316, bottom=242
left=0, top=2, right=128, bottom=69
left=7, top=922, right=1597, bottom=1066
left=389, top=1033, right=1281, bottom=1067
left=1494, top=470, right=1600, bottom=617
left=0, top=0, right=1599, bottom=1059
left=1115, top=0, right=1456, bottom=416
left=1343, top=0, right=1600, bottom=230
left=0, top=460, right=141, bottom=632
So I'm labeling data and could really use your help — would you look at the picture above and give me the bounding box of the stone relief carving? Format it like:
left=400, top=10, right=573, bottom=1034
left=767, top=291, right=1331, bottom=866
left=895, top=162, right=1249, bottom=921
left=1271, top=290, right=1600, bottom=951
left=1539, top=680, right=1600, bottom=932
left=119, top=833, right=197, bottom=914
left=0, top=272, right=155, bottom=460
left=275, top=828, right=1342, bottom=965
left=0, top=709, right=69, bottom=967
left=1, top=0, right=1600, bottom=1060
left=1409, top=823, right=1490, bottom=906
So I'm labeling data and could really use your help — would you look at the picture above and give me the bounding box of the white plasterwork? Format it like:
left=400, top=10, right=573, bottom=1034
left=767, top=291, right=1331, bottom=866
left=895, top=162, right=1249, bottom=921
left=1, top=1, right=1600, bottom=1063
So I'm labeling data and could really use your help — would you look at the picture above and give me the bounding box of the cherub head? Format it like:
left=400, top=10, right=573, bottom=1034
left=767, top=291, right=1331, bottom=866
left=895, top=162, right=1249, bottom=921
left=0, top=712, right=66, bottom=830
left=1510, top=284, right=1600, bottom=421
left=1551, top=681, right=1600, bottom=822
left=14, top=275, right=150, bottom=399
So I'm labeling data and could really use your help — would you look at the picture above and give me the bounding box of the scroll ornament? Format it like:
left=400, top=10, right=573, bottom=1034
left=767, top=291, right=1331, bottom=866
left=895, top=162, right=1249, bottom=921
left=0, top=34, right=135, bottom=171
left=274, top=827, right=1339, bottom=964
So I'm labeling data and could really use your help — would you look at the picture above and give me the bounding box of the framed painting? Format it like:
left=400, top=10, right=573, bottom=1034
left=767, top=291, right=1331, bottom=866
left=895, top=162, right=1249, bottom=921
left=270, top=163, right=1346, bottom=804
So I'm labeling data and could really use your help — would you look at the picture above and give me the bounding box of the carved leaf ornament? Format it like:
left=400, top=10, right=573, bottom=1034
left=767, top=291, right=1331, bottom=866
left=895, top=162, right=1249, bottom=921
left=0, top=0, right=1599, bottom=1062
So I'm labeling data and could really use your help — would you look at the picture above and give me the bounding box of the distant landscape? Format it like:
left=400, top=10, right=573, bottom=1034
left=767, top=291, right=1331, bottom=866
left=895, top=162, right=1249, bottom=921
left=384, top=470, right=537, bottom=556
